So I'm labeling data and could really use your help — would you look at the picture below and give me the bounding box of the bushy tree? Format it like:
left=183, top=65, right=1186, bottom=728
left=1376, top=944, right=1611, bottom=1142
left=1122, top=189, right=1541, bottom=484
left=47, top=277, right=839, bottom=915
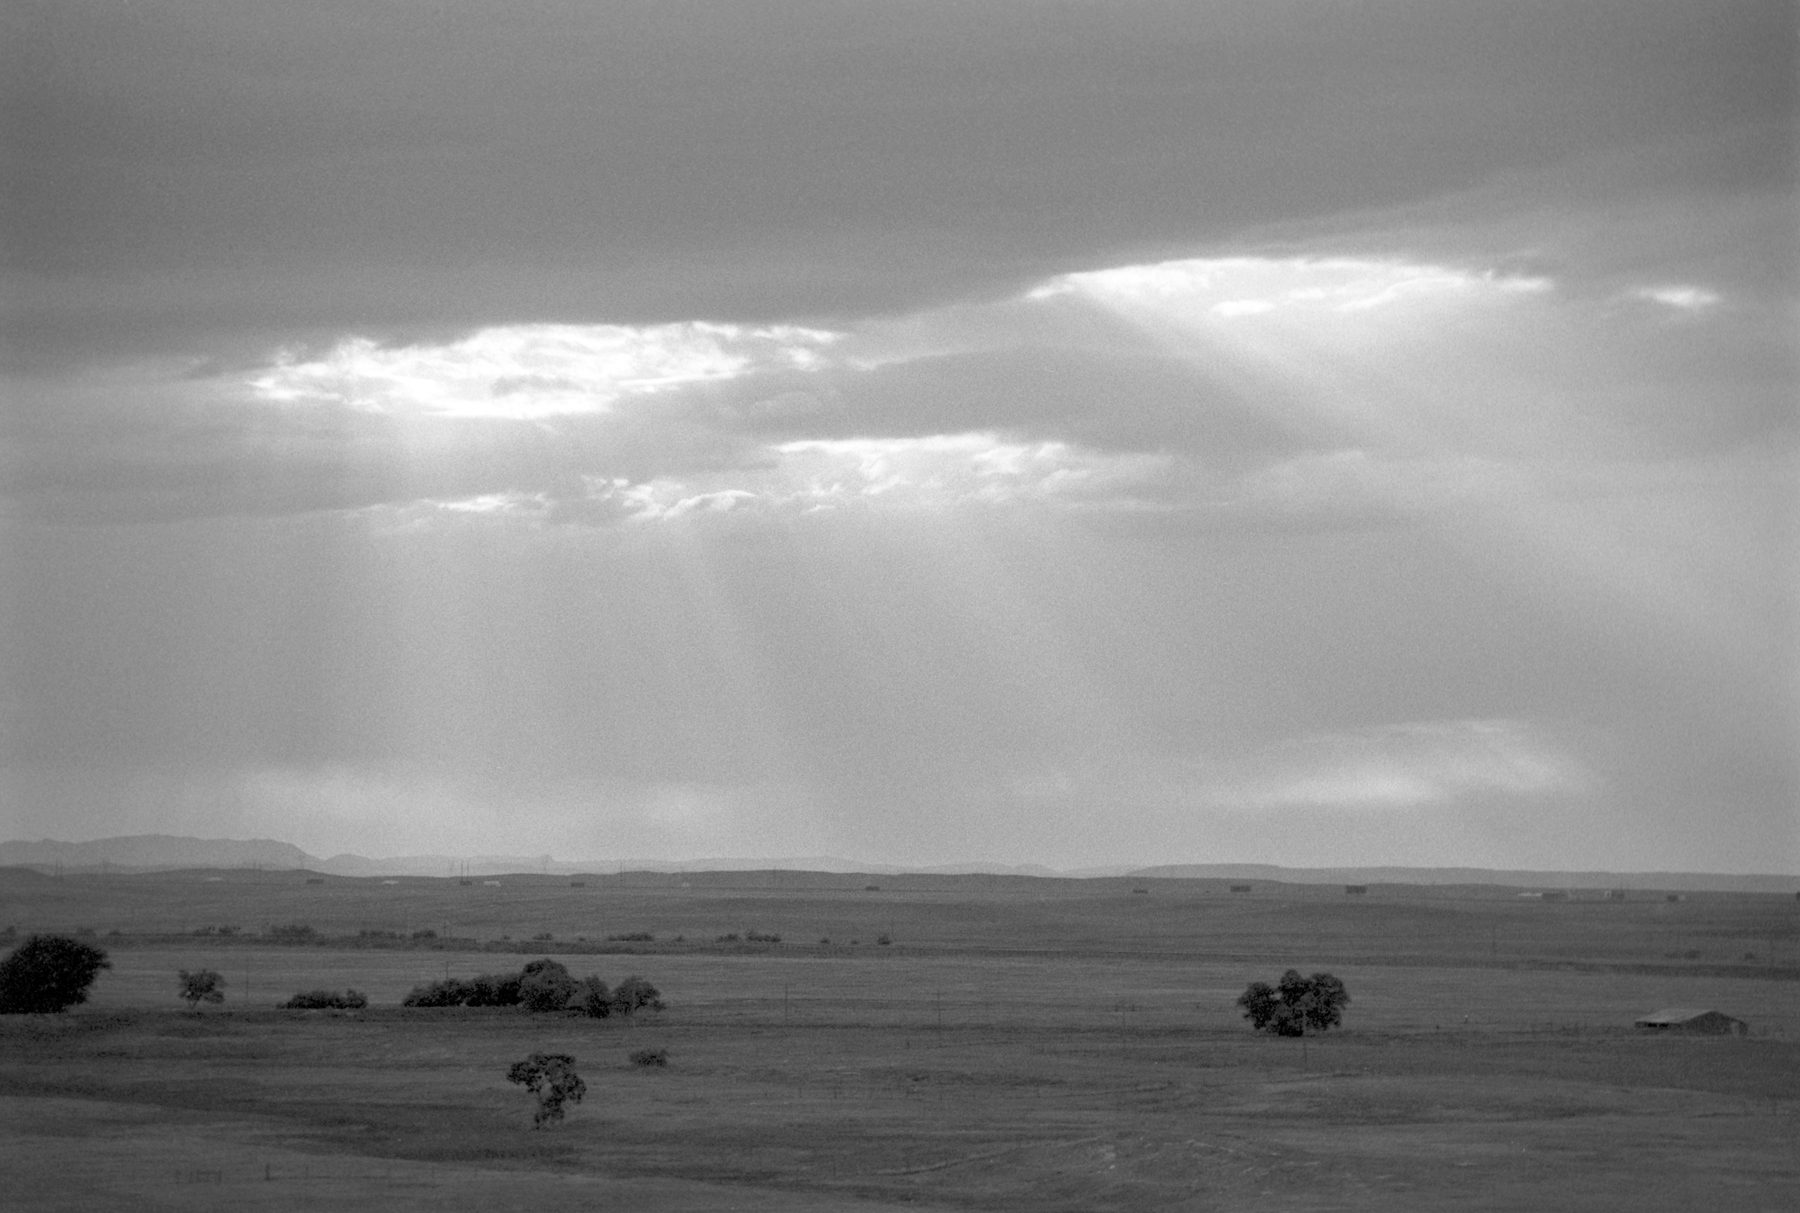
left=1237, top=969, right=1349, bottom=1036
left=610, top=975, right=664, bottom=1016
left=469, top=972, right=524, bottom=1007
left=578, top=976, right=612, bottom=1019
left=0, top=935, right=111, bottom=1014
left=402, top=977, right=472, bottom=1007
left=178, top=968, right=226, bottom=1009
left=518, top=959, right=581, bottom=1012
left=506, top=1052, right=586, bottom=1127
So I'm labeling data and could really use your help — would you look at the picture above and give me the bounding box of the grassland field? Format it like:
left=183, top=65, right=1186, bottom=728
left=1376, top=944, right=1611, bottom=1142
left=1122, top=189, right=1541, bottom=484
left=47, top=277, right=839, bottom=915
left=2, top=866, right=1796, bottom=1211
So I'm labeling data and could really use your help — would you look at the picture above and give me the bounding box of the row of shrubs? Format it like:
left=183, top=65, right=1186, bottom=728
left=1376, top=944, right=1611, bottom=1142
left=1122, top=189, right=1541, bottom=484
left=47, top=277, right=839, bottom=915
left=402, top=959, right=663, bottom=1017
left=282, top=988, right=368, bottom=1010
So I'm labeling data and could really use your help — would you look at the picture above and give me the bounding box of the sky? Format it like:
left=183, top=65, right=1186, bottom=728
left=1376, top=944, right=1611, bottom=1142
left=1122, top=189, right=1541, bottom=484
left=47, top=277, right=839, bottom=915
left=2, top=1, right=1795, bottom=872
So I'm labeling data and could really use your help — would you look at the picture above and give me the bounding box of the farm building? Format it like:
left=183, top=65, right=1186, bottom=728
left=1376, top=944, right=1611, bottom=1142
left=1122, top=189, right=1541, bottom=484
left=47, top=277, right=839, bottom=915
left=1229, top=884, right=1252, bottom=894
left=1345, top=885, right=1367, bottom=895
left=1633, top=1008, right=1748, bottom=1035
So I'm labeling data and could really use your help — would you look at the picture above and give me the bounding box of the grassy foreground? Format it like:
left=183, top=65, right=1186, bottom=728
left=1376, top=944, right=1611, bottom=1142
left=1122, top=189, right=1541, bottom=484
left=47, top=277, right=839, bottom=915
left=2, top=868, right=1796, bottom=1210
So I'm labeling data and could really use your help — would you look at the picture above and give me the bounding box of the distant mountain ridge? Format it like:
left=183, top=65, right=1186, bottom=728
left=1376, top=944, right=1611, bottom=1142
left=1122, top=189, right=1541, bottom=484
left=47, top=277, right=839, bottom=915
left=0, top=834, right=312, bottom=871
left=1, top=835, right=1792, bottom=892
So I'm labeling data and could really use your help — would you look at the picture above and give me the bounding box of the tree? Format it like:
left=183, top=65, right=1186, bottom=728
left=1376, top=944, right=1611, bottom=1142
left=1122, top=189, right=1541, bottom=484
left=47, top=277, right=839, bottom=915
left=506, top=1052, right=586, bottom=1127
left=578, top=976, right=612, bottom=1019
left=0, top=935, right=111, bottom=1014
left=178, top=969, right=226, bottom=1009
left=1236, top=970, right=1350, bottom=1036
left=518, top=958, right=581, bottom=1012
left=610, top=975, right=664, bottom=1016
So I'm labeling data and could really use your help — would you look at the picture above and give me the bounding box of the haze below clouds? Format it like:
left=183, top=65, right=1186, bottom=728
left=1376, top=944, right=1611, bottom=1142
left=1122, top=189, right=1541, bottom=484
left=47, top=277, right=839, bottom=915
left=2, top=1, right=1795, bottom=872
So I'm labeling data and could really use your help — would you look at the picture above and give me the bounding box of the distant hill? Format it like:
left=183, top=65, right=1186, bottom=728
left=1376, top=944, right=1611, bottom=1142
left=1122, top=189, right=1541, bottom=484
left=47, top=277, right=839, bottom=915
left=0, top=834, right=313, bottom=871
left=1, top=835, right=1791, bottom=892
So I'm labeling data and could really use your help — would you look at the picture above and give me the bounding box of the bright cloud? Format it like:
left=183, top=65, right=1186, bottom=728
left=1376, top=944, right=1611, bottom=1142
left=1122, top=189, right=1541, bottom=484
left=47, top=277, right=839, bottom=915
left=250, top=322, right=840, bottom=418
left=1205, top=718, right=1589, bottom=812
left=1630, top=285, right=1723, bottom=313
left=1037, top=256, right=1553, bottom=320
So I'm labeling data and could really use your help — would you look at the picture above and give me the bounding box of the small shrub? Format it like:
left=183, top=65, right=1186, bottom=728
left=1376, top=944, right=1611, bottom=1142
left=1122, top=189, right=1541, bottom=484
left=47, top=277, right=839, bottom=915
left=178, top=969, right=226, bottom=1009
left=507, top=1053, right=585, bottom=1128
left=532, top=932, right=554, bottom=942
left=744, top=930, right=781, bottom=943
left=876, top=934, right=892, bottom=946
left=269, top=923, right=317, bottom=942
left=715, top=933, right=740, bottom=943
left=411, top=929, right=436, bottom=940
left=0, top=937, right=110, bottom=1014
left=606, top=932, right=654, bottom=942
left=629, top=1047, right=668, bottom=1067
left=819, top=937, right=831, bottom=945
left=283, top=988, right=367, bottom=1010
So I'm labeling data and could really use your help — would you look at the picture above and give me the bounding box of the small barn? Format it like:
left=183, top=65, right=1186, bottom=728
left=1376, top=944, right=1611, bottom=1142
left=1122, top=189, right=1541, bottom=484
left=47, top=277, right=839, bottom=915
left=1634, top=1008, right=1748, bottom=1035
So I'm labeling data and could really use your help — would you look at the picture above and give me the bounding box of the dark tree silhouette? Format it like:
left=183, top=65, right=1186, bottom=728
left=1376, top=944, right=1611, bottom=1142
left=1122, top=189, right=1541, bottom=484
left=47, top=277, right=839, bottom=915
left=579, top=976, right=612, bottom=1018
left=610, top=975, right=664, bottom=1015
left=0, top=936, right=111, bottom=1014
left=1237, top=969, right=1350, bottom=1035
left=518, top=959, right=581, bottom=1012
left=507, top=1052, right=586, bottom=1127
left=178, top=968, right=225, bottom=1009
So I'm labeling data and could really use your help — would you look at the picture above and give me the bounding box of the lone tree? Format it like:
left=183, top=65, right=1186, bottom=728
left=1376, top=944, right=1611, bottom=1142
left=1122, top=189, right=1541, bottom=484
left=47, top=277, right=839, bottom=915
left=178, top=969, right=226, bottom=1010
left=507, top=1052, right=586, bottom=1127
left=0, top=935, right=111, bottom=1014
left=610, top=975, right=664, bottom=1016
left=1237, top=969, right=1349, bottom=1036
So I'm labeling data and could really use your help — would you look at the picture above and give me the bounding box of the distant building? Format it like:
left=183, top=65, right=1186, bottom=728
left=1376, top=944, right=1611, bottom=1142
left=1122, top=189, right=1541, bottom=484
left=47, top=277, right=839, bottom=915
left=1344, top=885, right=1367, bottom=895
left=1229, top=884, right=1252, bottom=893
left=1607, top=889, right=1627, bottom=900
left=1665, top=893, right=1683, bottom=902
left=1634, top=1008, right=1748, bottom=1035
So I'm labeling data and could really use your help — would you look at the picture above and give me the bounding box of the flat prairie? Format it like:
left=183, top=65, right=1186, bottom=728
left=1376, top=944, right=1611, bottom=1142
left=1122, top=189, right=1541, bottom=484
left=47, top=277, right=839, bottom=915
left=1, top=867, right=1796, bottom=1211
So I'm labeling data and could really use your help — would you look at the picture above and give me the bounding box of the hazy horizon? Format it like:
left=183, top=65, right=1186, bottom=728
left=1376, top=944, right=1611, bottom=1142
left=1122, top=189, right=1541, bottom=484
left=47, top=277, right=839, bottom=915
left=4, top=3, right=1795, bottom=873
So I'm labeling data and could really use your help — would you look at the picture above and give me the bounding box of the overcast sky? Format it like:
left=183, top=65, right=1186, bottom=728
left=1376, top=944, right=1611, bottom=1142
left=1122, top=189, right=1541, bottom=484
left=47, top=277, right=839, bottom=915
left=3, top=1, right=1795, bottom=871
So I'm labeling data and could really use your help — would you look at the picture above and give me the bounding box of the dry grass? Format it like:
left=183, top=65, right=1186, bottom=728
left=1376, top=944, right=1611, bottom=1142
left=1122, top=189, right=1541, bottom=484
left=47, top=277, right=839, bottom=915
left=2, top=868, right=1796, bottom=1210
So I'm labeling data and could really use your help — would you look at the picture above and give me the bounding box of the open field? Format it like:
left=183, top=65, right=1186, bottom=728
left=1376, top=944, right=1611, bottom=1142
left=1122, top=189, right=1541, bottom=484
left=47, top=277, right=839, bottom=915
left=3, top=868, right=1797, bottom=1210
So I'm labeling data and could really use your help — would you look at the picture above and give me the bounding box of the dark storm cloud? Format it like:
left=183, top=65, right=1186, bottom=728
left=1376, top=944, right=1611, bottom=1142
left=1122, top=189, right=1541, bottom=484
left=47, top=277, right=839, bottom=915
left=6, top=0, right=1792, bottom=365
